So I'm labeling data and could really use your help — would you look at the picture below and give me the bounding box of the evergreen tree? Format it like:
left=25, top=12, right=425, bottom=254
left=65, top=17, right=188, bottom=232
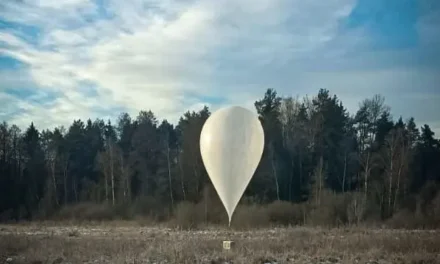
left=0, top=88, right=439, bottom=224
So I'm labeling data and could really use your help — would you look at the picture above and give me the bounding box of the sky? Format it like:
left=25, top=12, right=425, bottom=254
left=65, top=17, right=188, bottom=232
left=0, top=0, right=439, bottom=136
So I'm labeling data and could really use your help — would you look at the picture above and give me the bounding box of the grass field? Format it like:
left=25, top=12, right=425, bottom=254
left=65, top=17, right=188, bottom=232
left=1, top=223, right=439, bottom=264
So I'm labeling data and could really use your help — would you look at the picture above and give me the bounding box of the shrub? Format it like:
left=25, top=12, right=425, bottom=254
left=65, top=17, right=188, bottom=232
left=265, top=200, right=305, bottom=226
left=231, top=204, right=269, bottom=229
left=174, top=201, right=202, bottom=230
left=418, top=181, right=439, bottom=214
left=387, top=209, right=424, bottom=229
left=0, top=209, right=13, bottom=222
left=131, top=196, right=170, bottom=221
left=389, top=187, right=440, bottom=229
left=307, top=190, right=352, bottom=227
left=423, top=192, right=440, bottom=228
left=56, top=202, right=114, bottom=221
left=196, top=185, right=228, bottom=224
left=346, top=192, right=367, bottom=225
left=113, top=201, right=135, bottom=220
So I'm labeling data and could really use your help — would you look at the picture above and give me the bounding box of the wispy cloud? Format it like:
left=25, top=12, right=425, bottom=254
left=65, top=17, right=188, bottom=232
left=0, top=0, right=439, bottom=136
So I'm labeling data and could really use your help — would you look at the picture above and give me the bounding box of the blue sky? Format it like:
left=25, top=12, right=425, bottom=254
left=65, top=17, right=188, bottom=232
left=0, top=0, right=439, bottom=136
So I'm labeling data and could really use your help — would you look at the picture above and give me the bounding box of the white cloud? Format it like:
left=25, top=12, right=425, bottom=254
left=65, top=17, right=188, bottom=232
left=0, top=0, right=358, bottom=129
left=0, top=0, right=96, bottom=27
left=0, top=0, right=439, bottom=139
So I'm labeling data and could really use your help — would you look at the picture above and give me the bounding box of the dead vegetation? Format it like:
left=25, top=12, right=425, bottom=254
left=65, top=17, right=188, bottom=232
left=37, top=186, right=440, bottom=231
left=0, top=224, right=439, bottom=264
left=2, top=189, right=438, bottom=263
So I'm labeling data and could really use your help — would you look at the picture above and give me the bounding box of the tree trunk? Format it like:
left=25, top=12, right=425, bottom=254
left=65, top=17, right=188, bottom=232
left=394, top=152, right=404, bottom=213
left=73, top=176, right=78, bottom=202
left=167, top=146, right=174, bottom=207
left=388, top=156, right=393, bottom=217
left=318, top=155, right=324, bottom=206
left=193, top=164, right=199, bottom=199
left=342, top=152, right=347, bottom=193
left=364, top=152, right=370, bottom=201
left=120, top=153, right=130, bottom=202
left=177, top=152, right=186, bottom=200
left=110, top=143, right=115, bottom=206
left=289, top=158, right=294, bottom=201
left=299, top=150, right=303, bottom=199
left=105, top=169, right=108, bottom=202
left=120, top=153, right=126, bottom=199
left=63, top=162, right=68, bottom=205
left=270, top=144, right=280, bottom=200
left=51, top=159, right=59, bottom=206
left=380, top=186, right=385, bottom=219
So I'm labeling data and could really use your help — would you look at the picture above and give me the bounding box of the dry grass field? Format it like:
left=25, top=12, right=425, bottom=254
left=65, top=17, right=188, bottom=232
left=0, top=222, right=439, bottom=264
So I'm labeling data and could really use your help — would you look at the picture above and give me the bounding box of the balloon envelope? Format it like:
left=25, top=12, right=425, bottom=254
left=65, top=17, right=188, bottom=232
left=200, top=106, right=264, bottom=225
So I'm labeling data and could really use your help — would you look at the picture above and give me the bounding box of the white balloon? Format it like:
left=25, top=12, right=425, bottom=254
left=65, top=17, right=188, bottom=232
left=200, top=106, right=264, bottom=225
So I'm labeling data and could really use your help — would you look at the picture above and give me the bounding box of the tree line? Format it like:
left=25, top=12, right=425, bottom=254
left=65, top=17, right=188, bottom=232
left=1, top=88, right=439, bottom=226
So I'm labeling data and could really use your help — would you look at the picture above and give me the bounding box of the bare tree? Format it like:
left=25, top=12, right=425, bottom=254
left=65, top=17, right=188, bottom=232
left=98, top=139, right=120, bottom=205
left=355, top=95, right=389, bottom=199
left=382, top=128, right=410, bottom=216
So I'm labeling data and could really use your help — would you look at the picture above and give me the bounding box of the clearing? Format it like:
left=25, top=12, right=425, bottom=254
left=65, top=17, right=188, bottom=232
left=0, top=223, right=439, bottom=263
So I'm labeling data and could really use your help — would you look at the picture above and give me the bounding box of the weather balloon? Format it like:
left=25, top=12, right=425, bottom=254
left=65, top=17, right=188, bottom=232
left=200, top=106, right=264, bottom=226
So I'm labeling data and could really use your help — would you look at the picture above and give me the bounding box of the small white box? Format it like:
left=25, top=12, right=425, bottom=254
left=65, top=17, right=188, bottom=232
left=222, top=240, right=234, bottom=250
